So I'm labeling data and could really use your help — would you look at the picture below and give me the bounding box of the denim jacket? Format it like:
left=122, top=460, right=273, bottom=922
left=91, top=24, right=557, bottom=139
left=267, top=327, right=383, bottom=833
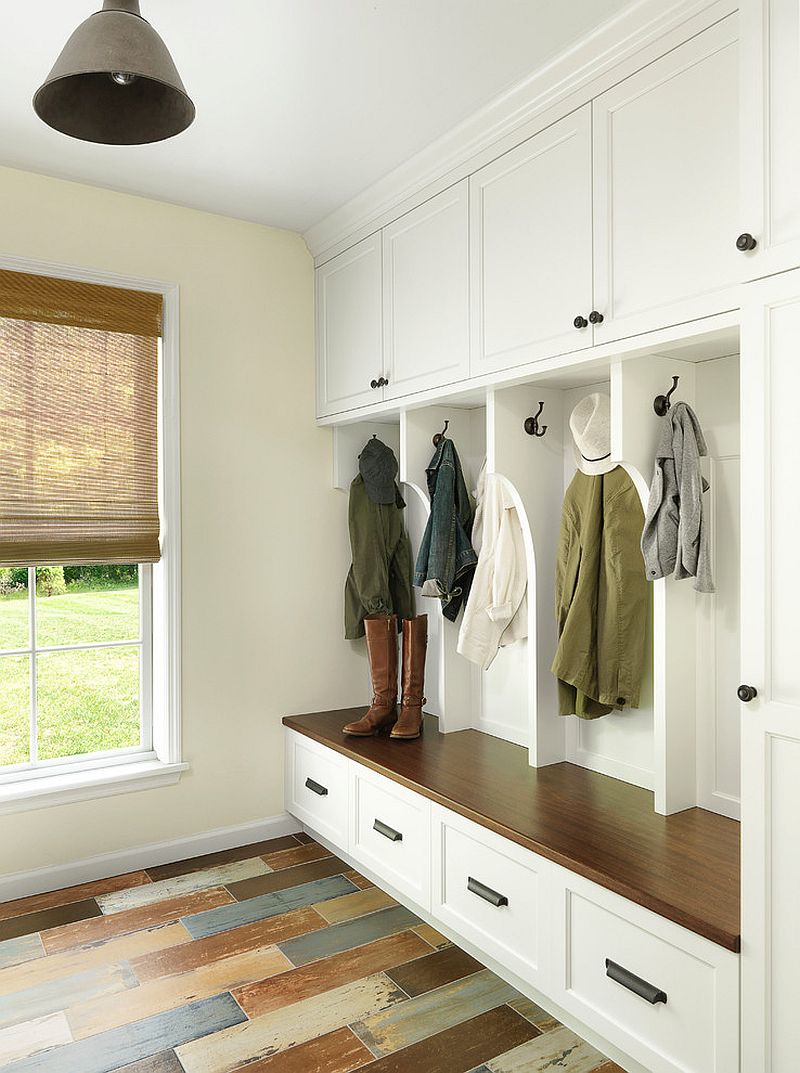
left=414, top=439, right=477, bottom=622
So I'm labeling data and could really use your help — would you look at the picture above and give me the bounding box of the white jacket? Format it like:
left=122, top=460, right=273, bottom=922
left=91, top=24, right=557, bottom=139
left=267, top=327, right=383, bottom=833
left=457, top=470, right=528, bottom=669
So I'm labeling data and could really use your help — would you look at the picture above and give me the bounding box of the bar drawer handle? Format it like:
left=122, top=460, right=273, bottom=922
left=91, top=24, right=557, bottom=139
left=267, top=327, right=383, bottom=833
left=605, top=959, right=667, bottom=1005
left=305, top=777, right=328, bottom=797
left=373, top=819, right=403, bottom=842
left=467, top=876, right=509, bottom=908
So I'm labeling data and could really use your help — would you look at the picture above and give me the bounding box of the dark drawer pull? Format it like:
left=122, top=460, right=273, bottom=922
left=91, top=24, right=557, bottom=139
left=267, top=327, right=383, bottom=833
left=605, top=959, right=667, bottom=1005
left=305, top=777, right=328, bottom=797
left=467, top=876, right=509, bottom=908
left=373, top=819, right=402, bottom=842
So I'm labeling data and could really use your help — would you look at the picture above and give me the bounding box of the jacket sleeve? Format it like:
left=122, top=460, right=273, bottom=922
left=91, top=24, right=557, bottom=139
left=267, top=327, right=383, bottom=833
left=486, top=493, right=527, bottom=632
left=348, top=486, right=391, bottom=616
left=555, top=511, right=580, bottom=637
left=422, top=458, right=458, bottom=597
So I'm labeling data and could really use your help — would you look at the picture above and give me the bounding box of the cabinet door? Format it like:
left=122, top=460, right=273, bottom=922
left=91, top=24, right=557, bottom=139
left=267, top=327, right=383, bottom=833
left=470, top=105, right=594, bottom=376
left=383, top=181, right=470, bottom=400
left=316, top=234, right=384, bottom=417
left=740, top=269, right=800, bottom=1073
left=592, top=16, right=740, bottom=344
left=740, top=0, right=800, bottom=279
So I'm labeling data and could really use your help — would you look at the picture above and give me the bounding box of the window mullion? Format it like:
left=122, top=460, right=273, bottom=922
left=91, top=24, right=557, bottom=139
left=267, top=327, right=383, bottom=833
left=28, top=567, right=38, bottom=765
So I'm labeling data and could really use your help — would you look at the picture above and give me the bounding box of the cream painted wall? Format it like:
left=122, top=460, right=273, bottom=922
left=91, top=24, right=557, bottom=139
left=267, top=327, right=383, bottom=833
left=0, top=165, right=367, bottom=875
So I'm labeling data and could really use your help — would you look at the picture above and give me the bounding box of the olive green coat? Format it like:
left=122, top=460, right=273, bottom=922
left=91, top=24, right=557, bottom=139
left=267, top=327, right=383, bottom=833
left=552, top=467, right=648, bottom=719
left=344, top=474, right=415, bottom=640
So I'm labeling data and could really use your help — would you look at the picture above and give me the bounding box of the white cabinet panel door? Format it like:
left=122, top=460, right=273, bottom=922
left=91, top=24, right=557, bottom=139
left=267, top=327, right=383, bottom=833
left=316, top=234, right=384, bottom=417
left=470, top=105, right=594, bottom=375
left=741, top=270, right=800, bottom=1073
left=383, top=181, right=470, bottom=400
left=592, top=16, right=740, bottom=343
left=741, top=0, right=800, bottom=279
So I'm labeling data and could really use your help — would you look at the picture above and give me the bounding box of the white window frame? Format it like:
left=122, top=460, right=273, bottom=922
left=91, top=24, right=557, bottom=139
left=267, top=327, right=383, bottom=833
left=0, top=256, right=185, bottom=814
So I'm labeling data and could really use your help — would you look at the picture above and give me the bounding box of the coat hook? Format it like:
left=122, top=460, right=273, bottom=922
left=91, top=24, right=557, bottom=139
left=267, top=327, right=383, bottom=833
left=433, top=419, right=449, bottom=447
left=524, top=401, right=548, bottom=438
left=653, top=376, right=680, bottom=417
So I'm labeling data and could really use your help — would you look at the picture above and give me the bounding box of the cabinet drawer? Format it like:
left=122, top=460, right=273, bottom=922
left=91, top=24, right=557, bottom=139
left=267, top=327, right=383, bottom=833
left=285, top=731, right=349, bottom=849
left=432, top=805, right=550, bottom=987
left=350, top=767, right=430, bottom=908
left=555, top=871, right=739, bottom=1073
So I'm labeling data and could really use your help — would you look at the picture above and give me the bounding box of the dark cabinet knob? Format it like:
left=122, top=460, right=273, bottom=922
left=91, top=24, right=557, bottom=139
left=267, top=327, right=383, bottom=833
left=574, top=315, right=588, bottom=329
left=589, top=310, right=604, bottom=324
left=738, top=684, right=758, bottom=703
left=736, top=233, right=757, bottom=252
left=381, top=376, right=389, bottom=387
left=370, top=378, right=379, bottom=389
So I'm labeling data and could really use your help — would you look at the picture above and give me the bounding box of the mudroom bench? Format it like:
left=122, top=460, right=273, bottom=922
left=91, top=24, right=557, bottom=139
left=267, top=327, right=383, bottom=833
left=283, top=709, right=741, bottom=1073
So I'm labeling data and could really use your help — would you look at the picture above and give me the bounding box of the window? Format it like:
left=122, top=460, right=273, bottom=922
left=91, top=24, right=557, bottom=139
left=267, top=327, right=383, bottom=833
left=0, top=263, right=183, bottom=812
left=0, top=565, right=151, bottom=774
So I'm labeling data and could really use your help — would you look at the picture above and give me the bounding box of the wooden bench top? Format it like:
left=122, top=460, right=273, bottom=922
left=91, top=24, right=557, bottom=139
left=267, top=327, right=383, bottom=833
left=284, top=708, right=741, bottom=952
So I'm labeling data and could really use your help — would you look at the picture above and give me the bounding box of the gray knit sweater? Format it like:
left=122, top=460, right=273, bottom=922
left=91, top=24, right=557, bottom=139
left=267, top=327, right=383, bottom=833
left=641, top=402, right=714, bottom=594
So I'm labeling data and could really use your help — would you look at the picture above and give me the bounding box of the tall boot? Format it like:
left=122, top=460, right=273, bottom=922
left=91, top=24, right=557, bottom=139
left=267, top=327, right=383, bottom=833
left=391, top=615, right=427, bottom=740
left=343, top=615, right=398, bottom=736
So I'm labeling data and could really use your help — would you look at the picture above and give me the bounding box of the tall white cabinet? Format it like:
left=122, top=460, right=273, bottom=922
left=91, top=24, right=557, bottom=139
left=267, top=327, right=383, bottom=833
left=740, top=269, right=800, bottom=1073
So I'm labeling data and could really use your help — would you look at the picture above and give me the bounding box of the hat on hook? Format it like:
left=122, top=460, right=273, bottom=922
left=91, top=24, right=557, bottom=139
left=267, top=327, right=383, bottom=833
left=359, top=437, right=398, bottom=505
left=569, top=393, right=617, bottom=476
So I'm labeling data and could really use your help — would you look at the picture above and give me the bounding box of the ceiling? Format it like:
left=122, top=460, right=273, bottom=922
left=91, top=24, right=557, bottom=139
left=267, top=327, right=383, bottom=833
left=0, top=1, right=632, bottom=234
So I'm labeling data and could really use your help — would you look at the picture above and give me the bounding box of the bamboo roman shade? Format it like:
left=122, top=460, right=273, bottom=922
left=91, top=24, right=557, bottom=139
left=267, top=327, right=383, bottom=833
left=0, top=270, right=162, bottom=567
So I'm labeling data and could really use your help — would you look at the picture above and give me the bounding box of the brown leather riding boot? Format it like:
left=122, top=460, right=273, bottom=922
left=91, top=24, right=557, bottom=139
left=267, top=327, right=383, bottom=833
left=343, top=615, right=398, bottom=736
left=391, top=615, right=427, bottom=740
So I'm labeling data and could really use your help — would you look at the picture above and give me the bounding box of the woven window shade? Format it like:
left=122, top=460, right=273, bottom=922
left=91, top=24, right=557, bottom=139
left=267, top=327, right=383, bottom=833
left=0, top=271, right=162, bottom=567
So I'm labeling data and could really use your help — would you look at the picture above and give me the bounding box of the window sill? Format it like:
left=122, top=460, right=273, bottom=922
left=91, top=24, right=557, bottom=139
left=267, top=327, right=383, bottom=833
left=0, top=758, right=189, bottom=815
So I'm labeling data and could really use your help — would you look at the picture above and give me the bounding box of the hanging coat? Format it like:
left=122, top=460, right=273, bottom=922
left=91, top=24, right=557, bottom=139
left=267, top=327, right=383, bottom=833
left=414, top=438, right=477, bottom=622
left=552, top=467, right=648, bottom=719
left=344, top=475, right=415, bottom=640
left=641, top=401, right=714, bottom=593
left=457, top=471, right=528, bottom=669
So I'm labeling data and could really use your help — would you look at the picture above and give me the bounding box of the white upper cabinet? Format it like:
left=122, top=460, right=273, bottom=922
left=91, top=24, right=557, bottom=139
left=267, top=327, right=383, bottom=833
left=470, top=105, right=594, bottom=375
left=383, top=181, right=470, bottom=400
left=741, top=0, right=800, bottom=279
left=592, top=16, right=741, bottom=344
left=316, top=234, right=384, bottom=417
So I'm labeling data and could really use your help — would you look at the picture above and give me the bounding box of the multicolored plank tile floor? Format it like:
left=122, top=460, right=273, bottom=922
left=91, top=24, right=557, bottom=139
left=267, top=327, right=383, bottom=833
left=0, top=834, right=625, bottom=1073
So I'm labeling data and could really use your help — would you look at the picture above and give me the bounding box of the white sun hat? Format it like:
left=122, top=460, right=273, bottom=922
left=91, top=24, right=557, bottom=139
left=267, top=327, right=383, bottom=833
left=569, top=393, right=617, bottom=476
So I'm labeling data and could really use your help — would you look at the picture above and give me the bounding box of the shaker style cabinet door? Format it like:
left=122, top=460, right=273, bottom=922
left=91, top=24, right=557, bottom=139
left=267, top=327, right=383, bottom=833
left=470, top=105, right=594, bottom=376
left=316, top=234, right=384, bottom=418
left=740, top=270, right=800, bottom=1073
left=383, top=181, right=470, bottom=400
left=740, top=0, right=800, bottom=280
left=592, top=15, right=741, bottom=344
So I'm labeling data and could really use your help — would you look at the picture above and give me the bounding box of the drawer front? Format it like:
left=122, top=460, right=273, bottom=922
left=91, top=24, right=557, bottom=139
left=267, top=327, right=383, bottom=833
left=555, top=871, right=739, bottom=1073
left=285, top=731, right=349, bottom=849
left=350, top=767, right=430, bottom=908
left=432, top=805, right=549, bottom=986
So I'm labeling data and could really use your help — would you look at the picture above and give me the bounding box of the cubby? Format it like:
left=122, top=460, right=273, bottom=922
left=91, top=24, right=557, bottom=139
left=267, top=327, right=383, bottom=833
left=332, top=328, right=741, bottom=819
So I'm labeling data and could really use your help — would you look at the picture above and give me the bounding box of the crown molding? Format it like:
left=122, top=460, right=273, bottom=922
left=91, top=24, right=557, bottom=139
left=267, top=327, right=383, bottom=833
left=304, top=0, right=734, bottom=262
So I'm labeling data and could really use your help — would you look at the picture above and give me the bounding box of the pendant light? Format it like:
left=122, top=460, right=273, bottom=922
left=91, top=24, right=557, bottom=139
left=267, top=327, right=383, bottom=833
left=33, top=0, right=195, bottom=145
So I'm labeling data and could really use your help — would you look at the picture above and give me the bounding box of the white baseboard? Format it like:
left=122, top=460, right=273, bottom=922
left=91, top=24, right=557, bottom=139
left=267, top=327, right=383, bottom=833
left=0, top=812, right=302, bottom=903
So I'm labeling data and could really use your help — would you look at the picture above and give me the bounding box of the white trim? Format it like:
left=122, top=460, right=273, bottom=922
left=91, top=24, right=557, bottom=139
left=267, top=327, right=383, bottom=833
left=0, top=812, right=302, bottom=901
left=304, top=0, right=735, bottom=261
left=0, top=254, right=184, bottom=802
left=0, top=759, right=188, bottom=818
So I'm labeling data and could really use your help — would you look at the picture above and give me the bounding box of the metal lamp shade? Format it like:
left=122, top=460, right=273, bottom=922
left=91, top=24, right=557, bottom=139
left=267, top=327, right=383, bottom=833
left=33, top=0, right=195, bottom=145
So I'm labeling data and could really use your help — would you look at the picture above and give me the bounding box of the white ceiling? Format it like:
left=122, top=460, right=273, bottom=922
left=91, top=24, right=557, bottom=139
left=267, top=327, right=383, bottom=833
left=0, top=1, right=632, bottom=233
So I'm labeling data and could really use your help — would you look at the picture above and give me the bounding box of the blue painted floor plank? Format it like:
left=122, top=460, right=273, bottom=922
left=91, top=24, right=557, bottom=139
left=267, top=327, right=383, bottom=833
left=181, top=875, right=358, bottom=940
left=2, top=992, right=246, bottom=1073
left=0, top=936, right=44, bottom=972
left=278, top=904, right=422, bottom=967
left=0, top=961, right=139, bottom=1029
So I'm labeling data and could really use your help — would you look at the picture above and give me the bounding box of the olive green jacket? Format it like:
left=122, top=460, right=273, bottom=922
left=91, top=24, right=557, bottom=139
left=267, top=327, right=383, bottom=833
left=344, top=475, right=415, bottom=640
left=552, top=468, right=648, bottom=719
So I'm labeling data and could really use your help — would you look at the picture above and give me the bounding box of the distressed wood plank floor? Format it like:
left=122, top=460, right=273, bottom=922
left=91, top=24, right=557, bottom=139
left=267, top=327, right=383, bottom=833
left=0, top=836, right=623, bottom=1073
